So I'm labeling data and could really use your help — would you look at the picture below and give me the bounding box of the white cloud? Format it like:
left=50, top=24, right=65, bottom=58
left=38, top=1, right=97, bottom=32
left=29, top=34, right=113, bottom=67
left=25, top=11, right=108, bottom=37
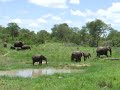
left=28, top=23, right=39, bottom=27
left=42, top=14, right=52, bottom=18
left=37, top=18, right=47, bottom=23
left=70, top=9, right=86, bottom=17
left=69, top=0, right=80, bottom=4
left=64, top=20, right=72, bottom=24
left=70, top=2, right=120, bottom=30
left=29, top=0, right=68, bottom=8
left=52, top=16, right=62, bottom=21
left=41, top=14, right=62, bottom=21
left=9, top=18, right=22, bottom=24
left=108, top=2, right=120, bottom=13
left=70, top=9, right=95, bottom=17
left=96, top=2, right=120, bottom=25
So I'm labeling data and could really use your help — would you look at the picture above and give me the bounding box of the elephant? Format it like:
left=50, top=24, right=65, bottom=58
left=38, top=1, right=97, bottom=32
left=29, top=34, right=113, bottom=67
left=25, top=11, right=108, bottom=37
left=32, top=55, right=47, bottom=65
left=3, top=42, right=7, bottom=48
left=14, top=41, right=24, bottom=48
left=96, top=46, right=112, bottom=57
left=21, top=45, right=31, bottom=50
left=71, top=51, right=82, bottom=62
left=82, top=52, right=91, bottom=61
left=10, top=46, right=15, bottom=49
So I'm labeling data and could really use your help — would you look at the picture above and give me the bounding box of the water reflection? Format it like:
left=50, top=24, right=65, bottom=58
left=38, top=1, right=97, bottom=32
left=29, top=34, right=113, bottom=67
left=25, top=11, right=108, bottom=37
left=0, top=68, right=72, bottom=78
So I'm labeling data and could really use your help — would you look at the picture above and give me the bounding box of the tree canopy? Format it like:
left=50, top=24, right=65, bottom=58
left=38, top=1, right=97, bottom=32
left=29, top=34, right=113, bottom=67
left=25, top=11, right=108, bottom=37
left=0, top=19, right=120, bottom=47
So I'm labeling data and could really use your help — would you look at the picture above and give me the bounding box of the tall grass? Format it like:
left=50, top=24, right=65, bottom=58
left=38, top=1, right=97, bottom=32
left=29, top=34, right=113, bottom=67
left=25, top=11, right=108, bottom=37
left=0, top=43, right=120, bottom=90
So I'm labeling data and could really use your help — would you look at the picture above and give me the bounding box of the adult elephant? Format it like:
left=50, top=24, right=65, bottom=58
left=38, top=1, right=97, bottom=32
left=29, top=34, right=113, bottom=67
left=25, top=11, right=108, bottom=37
left=96, top=46, right=112, bottom=57
left=14, top=41, right=24, bottom=48
left=32, top=55, right=47, bottom=65
left=71, top=51, right=82, bottom=62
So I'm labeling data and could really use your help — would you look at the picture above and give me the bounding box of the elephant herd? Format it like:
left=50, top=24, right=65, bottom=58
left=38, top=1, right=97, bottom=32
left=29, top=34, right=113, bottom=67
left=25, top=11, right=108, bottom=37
left=10, top=41, right=31, bottom=50
left=72, top=46, right=112, bottom=62
left=32, top=46, right=112, bottom=65
left=3, top=41, right=112, bottom=65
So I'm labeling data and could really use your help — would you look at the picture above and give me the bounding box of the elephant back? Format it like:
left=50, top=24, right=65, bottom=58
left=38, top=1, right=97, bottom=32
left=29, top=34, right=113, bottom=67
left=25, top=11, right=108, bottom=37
left=96, top=46, right=108, bottom=51
left=14, top=41, right=24, bottom=48
left=72, top=51, right=82, bottom=57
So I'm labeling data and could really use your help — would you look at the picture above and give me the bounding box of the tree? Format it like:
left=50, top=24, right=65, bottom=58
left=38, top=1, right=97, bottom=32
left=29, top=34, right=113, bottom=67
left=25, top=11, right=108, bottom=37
left=36, top=30, right=50, bottom=44
left=0, top=25, right=10, bottom=42
left=85, top=19, right=111, bottom=47
left=51, top=23, right=73, bottom=42
left=107, top=30, right=120, bottom=47
left=79, top=26, right=89, bottom=45
left=7, top=22, right=20, bottom=40
left=18, top=28, right=32, bottom=44
left=69, top=27, right=81, bottom=45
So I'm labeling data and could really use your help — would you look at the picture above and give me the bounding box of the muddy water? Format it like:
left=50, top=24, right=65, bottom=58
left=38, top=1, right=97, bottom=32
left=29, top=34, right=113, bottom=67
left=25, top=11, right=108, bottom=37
left=0, top=68, right=79, bottom=78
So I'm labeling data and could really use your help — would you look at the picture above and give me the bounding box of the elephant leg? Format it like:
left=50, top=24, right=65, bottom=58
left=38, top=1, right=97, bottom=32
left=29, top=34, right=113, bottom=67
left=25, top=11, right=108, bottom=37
left=39, top=61, right=42, bottom=65
left=45, top=60, right=47, bottom=64
left=78, top=57, right=81, bottom=62
left=97, top=53, right=100, bottom=57
left=75, top=59, right=78, bottom=62
left=88, top=56, right=89, bottom=59
left=33, top=61, right=35, bottom=65
left=79, top=58, right=81, bottom=62
left=106, top=54, right=108, bottom=57
left=84, top=57, right=86, bottom=62
left=105, top=52, right=108, bottom=57
left=71, top=58, right=74, bottom=62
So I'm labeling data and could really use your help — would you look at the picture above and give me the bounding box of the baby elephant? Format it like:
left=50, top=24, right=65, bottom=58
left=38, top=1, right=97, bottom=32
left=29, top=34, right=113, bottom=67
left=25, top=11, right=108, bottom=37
left=10, top=46, right=15, bottom=49
left=3, top=42, right=7, bottom=48
left=22, top=45, right=31, bottom=50
left=82, top=52, right=91, bottom=61
left=32, top=55, right=47, bottom=65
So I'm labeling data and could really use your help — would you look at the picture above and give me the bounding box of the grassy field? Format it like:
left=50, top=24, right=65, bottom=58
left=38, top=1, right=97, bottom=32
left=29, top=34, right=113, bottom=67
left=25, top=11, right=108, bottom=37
left=0, top=43, right=120, bottom=90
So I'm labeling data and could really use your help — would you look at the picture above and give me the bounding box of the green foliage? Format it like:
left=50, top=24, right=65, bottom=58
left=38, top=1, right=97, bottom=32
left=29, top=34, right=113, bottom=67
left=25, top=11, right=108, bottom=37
left=0, top=20, right=120, bottom=47
left=107, top=29, right=120, bottom=47
left=0, top=43, right=120, bottom=90
left=36, top=30, right=50, bottom=44
left=51, top=23, right=73, bottom=42
left=85, top=19, right=111, bottom=47
left=7, top=22, right=20, bottom=40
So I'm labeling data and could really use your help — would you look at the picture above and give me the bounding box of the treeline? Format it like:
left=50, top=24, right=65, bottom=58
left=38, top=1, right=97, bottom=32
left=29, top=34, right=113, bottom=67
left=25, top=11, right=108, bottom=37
left=0, top=19, right=120, bottom=47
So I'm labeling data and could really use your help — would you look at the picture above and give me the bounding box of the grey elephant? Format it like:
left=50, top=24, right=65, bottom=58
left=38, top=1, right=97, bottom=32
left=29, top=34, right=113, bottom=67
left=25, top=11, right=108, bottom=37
left=10, top=46, right=15, bottom=49
left=96, top=46, right=112, bottom=57
left=21, top=45, right=31, bottom=50
left=14, top=41, right=24, bottom=48
left=82, top=52, right=91, bottom=61
left=71, top=51, right=82, bottom=62
left=32, top=55, right=47, bottom=65
left=3, top=42, right=7, bottom=48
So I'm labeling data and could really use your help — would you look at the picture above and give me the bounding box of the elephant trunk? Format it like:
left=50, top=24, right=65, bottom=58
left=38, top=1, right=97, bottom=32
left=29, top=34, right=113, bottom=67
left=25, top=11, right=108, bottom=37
left=45, top=59, right=47, bottom=64
left=109, top=48, right=112, bottom=56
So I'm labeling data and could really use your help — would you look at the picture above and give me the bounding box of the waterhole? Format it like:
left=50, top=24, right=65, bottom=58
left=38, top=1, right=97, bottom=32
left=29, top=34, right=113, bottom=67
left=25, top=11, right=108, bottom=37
left=0, top=68, right=83, bottom=78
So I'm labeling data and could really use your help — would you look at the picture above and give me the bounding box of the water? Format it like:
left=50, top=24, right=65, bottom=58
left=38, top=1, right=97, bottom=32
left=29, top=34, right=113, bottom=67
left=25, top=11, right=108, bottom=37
left=0, top=68, right=74, bottom=78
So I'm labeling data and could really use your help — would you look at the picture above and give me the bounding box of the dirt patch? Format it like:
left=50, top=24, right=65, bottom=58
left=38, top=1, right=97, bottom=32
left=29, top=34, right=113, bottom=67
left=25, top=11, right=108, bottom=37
left=70, top=63, right=91, bottom=67
left=60, top=63, right=91, bottom=69
left=2, top=51, right=10, bottom=57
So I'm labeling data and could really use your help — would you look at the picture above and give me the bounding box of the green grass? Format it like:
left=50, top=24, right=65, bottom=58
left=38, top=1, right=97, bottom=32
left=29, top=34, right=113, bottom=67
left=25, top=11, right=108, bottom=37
left=0, top=43, right=120, bottom=90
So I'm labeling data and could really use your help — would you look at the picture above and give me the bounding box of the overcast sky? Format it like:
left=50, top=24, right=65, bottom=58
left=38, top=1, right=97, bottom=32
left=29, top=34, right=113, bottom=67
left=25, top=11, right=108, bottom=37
left=0, top=0, right=120, bottom=32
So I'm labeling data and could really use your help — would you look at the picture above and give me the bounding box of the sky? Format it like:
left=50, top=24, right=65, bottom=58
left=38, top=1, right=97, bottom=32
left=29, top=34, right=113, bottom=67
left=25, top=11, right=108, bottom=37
left=0, top=0, right=120, bottom=33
